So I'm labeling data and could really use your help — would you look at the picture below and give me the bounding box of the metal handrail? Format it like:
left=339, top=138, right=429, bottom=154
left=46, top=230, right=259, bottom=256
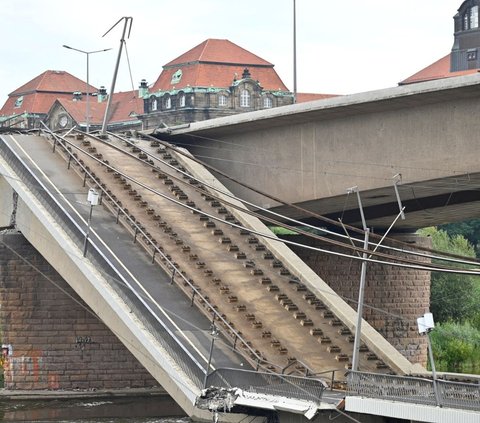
left=347, top=370, right=480, bottom=412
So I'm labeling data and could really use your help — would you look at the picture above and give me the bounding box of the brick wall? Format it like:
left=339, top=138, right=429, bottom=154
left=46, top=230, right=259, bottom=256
left=284, top=233, right=431, bottom=367
left=0, top=232, right=158, bottom=390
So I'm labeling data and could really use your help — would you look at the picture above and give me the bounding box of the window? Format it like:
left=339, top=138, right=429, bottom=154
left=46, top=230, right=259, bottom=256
left=165, top=96, right=172, bottom=109
left=179, top=94, right=185, bottom=107
left=151, top=98, right=158, bottom=111
left=472, top=5, right=479, bottom=29
left=263, top=97, right=273, bottom=109
left=218, top=94, right=227, bottom=107
left=14, top=96, right=23, bottom=108
left=240, top=90, right=250, bottom=107
left=468, top=49, right=477, bottom=61
left=464, top=5, right=479, bottom=29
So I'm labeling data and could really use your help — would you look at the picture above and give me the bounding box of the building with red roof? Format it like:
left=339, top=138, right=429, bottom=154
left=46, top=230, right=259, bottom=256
left=401, top=1, right=480, bottom=85
left=0, top=70, right=98, bottom=129
left=46, top=88, right=144, bottom=132
left=140, top=39, right=296, bottom=129
left=1, top=39, right=337, bottom=132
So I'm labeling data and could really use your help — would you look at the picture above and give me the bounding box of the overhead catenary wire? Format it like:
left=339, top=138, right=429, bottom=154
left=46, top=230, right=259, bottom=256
left=140, top=131, right=480, bottom=264
left=42, top=128, right=480, bottom=275
left=106, top=130, right=480, bottom=270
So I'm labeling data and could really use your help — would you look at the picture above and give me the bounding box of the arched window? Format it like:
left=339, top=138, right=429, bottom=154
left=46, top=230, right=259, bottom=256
left=165, top=96, right=172, bottom=109
left=464, top=5, right=479, bottom=30
left=263, top=97, right=273, bottom=109
left=179, top=93, right=185, bottom=107
left=218, top=94, right=228, bottom=107
left=151, top=97, right=158, bottom=111
left=240, top=90, right=250, bottom=107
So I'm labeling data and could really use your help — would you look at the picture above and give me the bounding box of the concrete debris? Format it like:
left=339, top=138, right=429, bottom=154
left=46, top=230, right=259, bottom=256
left=196, top=387, right=238, bottom=413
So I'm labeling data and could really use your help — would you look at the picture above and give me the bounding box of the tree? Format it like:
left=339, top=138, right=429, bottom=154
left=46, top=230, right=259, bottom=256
left=439, top=218, right=480, bottom=257
left=418, top=227, right=480, bottom=323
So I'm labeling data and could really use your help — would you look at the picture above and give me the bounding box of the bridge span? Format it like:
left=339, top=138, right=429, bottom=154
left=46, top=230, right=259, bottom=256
left=156, top=73, right=480, bottom=232
left=0, top=128, right=478, bottom=422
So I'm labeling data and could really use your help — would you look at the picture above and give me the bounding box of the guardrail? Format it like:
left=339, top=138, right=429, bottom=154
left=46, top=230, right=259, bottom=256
left=347, top=371, right=480, bottom=411
left=206, top=368, right=326, bottom=406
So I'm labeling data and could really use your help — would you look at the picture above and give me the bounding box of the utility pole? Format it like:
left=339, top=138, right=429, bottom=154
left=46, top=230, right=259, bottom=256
left=293, top=0, right=297, bottom=103
left=101, top=17, right=133, bottom=134
left=349, top=187, right=369, bottom=372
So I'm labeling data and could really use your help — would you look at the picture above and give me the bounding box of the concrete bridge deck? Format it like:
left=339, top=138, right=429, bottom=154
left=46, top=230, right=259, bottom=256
left=155, top=73, right=480, bottom=231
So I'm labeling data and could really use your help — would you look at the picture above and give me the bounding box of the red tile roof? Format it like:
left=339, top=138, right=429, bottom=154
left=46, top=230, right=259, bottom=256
left=10, top=70, right=96, bottom=95
left=399, top=54, right=479, bottom=85
left=1, top=92, right=76, bottom=116
left=55, top=90, right=143, bottom=125
left=152, top=63, right=288, bottom=92
left=164, top=39, right=273, bottom=67
left=296, top=93, right=339, bottom=103
left=151, top=39, right=289, bottom=93
left=1, top=70, right=97, bottom=117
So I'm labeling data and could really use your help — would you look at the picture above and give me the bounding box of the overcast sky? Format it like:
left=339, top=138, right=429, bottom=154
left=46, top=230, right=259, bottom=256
left=0, top=0, right=462, bottom=102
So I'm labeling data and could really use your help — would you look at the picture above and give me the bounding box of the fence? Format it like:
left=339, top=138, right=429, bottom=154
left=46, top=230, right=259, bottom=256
left=347, top=371, right=480, bottom=411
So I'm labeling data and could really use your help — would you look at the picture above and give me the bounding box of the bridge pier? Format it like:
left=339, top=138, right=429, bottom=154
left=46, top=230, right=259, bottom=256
left=0, top=232, right=159, bottom=391
left=284, top=233, right=430, bottom=367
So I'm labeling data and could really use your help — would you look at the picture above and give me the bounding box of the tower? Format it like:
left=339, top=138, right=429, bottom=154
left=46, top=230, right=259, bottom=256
left=451, top=0, right=480, bottom=71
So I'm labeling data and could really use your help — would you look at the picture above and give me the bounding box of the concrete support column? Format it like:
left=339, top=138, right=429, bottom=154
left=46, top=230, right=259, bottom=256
left=285, top=233, right=431, bottom=367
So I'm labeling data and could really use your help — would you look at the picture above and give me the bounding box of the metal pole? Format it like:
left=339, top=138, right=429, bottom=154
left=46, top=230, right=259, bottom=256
left=62, top=45, right=111, bottom=133
left=293, top=0, right=297, bottom=103
left=83, top=203, right=93, bottom=256
left=203, top=325, right=217, bottom=389
left=351, top=228, right=369, bottom=372
left=426, top=333, right=442, bottom=406
left=86, top=52, right=90, bottom=134
left=101, top=17, right=132, bottom=134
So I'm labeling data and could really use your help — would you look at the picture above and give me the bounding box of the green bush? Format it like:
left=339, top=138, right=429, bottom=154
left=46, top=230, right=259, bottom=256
left=418, top=227, right=480, bottom=323
left=430, top=321, right=480, bottom=374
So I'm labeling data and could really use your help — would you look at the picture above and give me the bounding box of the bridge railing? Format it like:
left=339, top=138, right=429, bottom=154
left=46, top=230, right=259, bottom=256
left=0, top=136, right=206, bottom=389
left=206, top=368, right=326, bottom=406
left=347, top=371, right=480, bottom=411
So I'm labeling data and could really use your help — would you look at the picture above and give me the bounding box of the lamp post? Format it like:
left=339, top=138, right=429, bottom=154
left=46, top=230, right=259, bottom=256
left=63, top=45, right=112, bottom=133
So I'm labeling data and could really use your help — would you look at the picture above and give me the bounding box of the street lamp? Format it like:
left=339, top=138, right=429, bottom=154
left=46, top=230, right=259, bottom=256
left=63, top=44, right=112, bottom=133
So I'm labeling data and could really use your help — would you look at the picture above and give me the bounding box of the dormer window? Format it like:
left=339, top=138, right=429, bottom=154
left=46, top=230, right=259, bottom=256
left=263, top=97, right=273, bottom=109
left=218, top=94, right=228, bottom=107
left=165, top=96, right=172, bottom=109
left=463, top=5, right=479, bottom=30
left=14, top=96, right=23, bottom=108
left=151, top=97, right=158, bottom=111
left=179, top=93, right=185, bottom=107
left=240, top=90, right=250, bottom=107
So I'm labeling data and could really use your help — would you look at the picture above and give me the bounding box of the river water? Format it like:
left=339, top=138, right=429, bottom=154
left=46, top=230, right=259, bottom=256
left=0, top=395, right=191, bottom=422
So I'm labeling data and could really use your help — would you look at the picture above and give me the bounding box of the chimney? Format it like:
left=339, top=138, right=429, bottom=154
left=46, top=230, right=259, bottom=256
left=73, top=91, right=82, bottom=101
left=98, top=86, right=107, bottom=103
left=138, top=79, right=149, bottom=98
